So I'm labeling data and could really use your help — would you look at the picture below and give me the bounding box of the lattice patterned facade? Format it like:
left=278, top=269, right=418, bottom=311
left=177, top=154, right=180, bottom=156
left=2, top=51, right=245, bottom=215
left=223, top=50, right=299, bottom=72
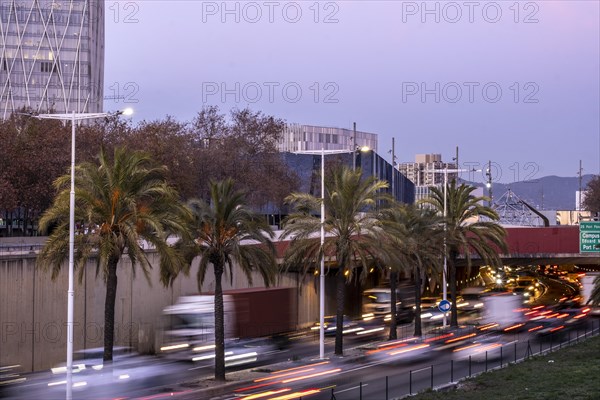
left=0, top=1, right=104, bottom=118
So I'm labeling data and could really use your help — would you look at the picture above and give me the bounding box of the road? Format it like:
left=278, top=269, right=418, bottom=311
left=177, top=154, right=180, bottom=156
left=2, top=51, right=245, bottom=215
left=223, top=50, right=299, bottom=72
left=3, top=267, right=597, bottom=400
left=202, top=321, right=598, bottom=400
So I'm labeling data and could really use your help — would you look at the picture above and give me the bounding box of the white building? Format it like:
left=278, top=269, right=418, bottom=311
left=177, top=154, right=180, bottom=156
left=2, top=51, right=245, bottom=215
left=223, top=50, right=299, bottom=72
left=576, top=190, right=587, bottom=211
left=279, top=123, right=378, bottom=153
left=398, top=154, right=457, bottom=202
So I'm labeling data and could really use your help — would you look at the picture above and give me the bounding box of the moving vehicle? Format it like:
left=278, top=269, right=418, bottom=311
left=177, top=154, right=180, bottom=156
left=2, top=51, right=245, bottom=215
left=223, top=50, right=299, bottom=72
left=1, top=349, right=181, bottom=400
left=160, top=287, right=297, bottom=362
left=581, top=273, right=600, bottom=316
left=460, top=287, right=486, bottom=313
left=363, top=287, right=414, bottom=324
left=479, top=292, right=526, bottom=332
left=312, top=315, right=358, bottom=336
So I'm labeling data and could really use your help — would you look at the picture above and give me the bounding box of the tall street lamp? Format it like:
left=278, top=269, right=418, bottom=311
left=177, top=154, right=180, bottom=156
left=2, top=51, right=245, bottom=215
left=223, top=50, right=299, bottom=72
left=32, top=108, right=133, bottom=399
left=293, top=149, right=353, bottom=359
left=431, top=166, right=480, bottom=327
left=486, top=161, right=493, bottom=208
left=320, top=148, right=325, bottom=359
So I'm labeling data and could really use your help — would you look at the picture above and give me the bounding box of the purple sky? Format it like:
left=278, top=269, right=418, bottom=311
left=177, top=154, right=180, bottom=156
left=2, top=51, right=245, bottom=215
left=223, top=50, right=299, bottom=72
left=104, top=1, right=599, bottom=183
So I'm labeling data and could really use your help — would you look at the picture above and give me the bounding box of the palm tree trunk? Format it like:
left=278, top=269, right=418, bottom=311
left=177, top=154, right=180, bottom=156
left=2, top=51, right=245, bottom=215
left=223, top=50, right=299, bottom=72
left=389, top=270, right=398, bottom=340
left=334, top=269, right=345, bottom=355
left=449, top=250, right=458, bottom=327
left=103, top=256, right=119, bottom=362
left=214, top=262, right=226, bottom=381
left=414, top=266, right=422, bottom=337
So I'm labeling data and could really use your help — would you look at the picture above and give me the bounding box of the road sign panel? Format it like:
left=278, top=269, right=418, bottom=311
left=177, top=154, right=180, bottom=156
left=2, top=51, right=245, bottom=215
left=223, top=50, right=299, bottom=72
left=438, top=299, right=451, bottom=313
left=580, top=222, right=600, bottom=253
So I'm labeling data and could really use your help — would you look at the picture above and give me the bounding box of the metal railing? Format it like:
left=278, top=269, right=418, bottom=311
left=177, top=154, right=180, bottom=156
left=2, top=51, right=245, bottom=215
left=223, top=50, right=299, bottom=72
left=297, top=319, right=599, bottom=400
left=0, top=244, right=43, bottom=257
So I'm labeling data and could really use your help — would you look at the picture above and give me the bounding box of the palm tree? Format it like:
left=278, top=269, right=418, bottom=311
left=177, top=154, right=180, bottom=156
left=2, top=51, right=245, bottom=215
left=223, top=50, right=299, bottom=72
left=420, top=180, right=507, bottom=327
left=379, top=203, right=444, bottom=337
left=282, top=166, right=389, bottom=355
left=179, top=179, right=277, bottom=381
left=388, top=268, right=399, bottom=340
left=37, top=146, right=190, bottom=361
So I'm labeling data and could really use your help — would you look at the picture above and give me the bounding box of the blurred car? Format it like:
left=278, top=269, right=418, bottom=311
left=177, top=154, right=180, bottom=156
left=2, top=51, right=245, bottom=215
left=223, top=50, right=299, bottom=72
left=451, top=335, right=512, bottom=361
left=460, top=288, right=486, bottom=313
left=363, top=288, right=414, bottom=325
left=532, top=306, right=591, bottom=338
left=0, top=365, right=26, bottom=397
left=393, top=306, right=415, bottom=324
left=189, top=337, right=280, bottom=368
left=312, top=315, right=359, bottom=336
left=419, top=297, right=440, bottom=310
left=366, top=337, right=435, bottom=363
left=39, top=348, right=182, bottom=399
left=427, top=325, right=480, bottom=352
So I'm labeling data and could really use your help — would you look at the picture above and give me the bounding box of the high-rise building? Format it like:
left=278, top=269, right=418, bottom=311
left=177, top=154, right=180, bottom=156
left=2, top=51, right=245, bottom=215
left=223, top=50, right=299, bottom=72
left=0, top=1, right=104, bottom=118
left=398, top=154, right=457, bottom=201
left=279, top=123, right=378, bottom=153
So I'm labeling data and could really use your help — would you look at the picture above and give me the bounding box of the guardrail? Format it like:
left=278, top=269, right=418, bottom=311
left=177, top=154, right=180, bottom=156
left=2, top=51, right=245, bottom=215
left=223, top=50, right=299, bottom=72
left=0, top=244, right=43, bottom=257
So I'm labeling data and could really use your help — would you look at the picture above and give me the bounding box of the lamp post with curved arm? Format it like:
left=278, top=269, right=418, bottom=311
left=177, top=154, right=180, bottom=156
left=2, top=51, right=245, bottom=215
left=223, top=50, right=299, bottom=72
left=293, top=148, right=356, bottom=359
left=431, top=166, right=481, bottom=327
left=32, top=108, right=133, bottom=400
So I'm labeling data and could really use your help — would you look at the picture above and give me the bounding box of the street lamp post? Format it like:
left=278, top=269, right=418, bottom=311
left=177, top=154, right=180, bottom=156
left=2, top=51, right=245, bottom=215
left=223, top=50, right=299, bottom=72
left=293, top=149, right=354, bottom=359
left=319, top=148, right=325, bottom=360
left=33, top=108, right=133, bottom=400
left=431, top=166, right=480, bottom=327
left=486, top=161, right=493, bottom=208
left=352, top=122, right=356, bottom=171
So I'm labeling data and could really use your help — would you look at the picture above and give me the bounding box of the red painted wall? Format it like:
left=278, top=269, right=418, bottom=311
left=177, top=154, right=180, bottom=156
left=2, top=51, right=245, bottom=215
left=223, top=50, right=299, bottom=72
left=274, top=226, right=581, bottom=259
left=504, top=226, right=580, bottom=254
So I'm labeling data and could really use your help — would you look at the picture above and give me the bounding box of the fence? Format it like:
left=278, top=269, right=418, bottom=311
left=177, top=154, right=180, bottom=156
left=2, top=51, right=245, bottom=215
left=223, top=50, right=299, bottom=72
left=299, top=319, right=599, bottom=400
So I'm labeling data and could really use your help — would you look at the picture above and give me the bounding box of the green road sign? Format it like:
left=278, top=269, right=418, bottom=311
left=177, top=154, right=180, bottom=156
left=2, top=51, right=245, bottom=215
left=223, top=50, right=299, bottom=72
left=580, top=221, right=600, bottom=253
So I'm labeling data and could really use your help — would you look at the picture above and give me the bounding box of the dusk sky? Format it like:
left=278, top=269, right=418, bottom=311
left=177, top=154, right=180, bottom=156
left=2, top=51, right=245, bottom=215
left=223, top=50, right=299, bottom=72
left=104, top=1, right=599, bottom=183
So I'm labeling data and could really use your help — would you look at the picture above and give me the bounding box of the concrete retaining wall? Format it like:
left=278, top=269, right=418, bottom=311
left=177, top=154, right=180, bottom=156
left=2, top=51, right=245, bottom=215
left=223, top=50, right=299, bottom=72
left=0, top=251, right=320, bottom=372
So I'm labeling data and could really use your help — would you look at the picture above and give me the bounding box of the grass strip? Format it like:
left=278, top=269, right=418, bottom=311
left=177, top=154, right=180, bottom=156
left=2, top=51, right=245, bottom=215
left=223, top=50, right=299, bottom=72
left=410, top=334, right=600, bottom=400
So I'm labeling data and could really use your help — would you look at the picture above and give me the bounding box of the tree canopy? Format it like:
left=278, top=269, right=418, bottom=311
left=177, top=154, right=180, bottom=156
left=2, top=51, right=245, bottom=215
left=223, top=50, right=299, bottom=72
left=177, top=179, right=277, bottom=381
left=282, top=166, right=390, bottom=355
left=37, top=146, right=191, bottom=361
left=583, top=175, right=600, bottom=215
left=0, top=106, right=299, bottom=236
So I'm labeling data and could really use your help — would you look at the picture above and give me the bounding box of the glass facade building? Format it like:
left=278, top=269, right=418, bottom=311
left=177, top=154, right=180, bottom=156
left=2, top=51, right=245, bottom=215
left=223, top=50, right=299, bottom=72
left=0, top=1, right=104, bottom=118
left=282, top=150, right=414, bottom=204
left=260, top=151, right=415, bottom=228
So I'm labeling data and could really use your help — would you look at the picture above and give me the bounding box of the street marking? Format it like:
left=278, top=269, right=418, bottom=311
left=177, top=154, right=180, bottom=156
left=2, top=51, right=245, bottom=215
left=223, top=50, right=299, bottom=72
left=336, top=383, right=368, bottom=394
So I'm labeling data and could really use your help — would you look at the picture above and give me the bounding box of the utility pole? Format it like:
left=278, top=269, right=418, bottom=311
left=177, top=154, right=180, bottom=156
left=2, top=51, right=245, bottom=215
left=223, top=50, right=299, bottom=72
left=486, top=160, right=493, bottom=207
left=352, top=122, right=357, bottom=171
left=578, top=160, right=583, bottom=223
left=455, top=146, right=459, bottom=169
left=391, top=137, right=395, bottom=199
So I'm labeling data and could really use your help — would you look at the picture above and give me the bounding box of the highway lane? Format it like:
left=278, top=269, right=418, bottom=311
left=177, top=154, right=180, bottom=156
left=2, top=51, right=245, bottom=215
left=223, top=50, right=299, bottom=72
left=213, top=320, right=598, bottom=400
left=3, top=266, right=595, bottom=399
left=5, top=317, right=596, bottom=400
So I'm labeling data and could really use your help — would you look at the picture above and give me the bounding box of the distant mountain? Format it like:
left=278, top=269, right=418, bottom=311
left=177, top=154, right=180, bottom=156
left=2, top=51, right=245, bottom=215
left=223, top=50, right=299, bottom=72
left=464, top=174, right=596, bottom=211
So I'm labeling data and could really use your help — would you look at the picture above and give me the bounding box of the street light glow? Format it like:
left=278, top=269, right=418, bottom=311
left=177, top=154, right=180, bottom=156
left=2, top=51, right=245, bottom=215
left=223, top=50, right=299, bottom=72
left=121, top=107, right=134, bottom=116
